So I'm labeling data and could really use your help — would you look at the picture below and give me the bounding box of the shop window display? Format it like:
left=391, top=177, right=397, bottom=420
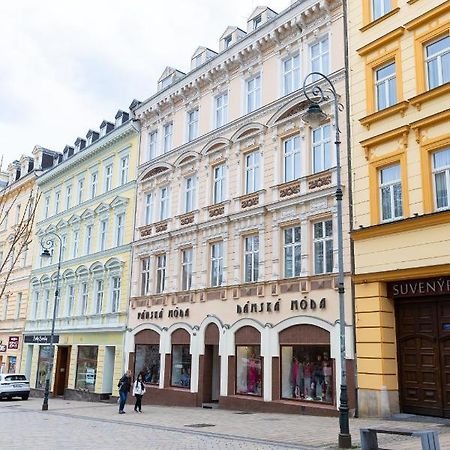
left=135, top=344, right=160, bottom=385
left=75, top=346, right=98, bottom=391
left=171, top=345, right=191, bottom=388
left=281, top=345, right=333, bottom=403
left=36, top=346, right=52, bottom=389
left=236, top=345, right=262, bottom=396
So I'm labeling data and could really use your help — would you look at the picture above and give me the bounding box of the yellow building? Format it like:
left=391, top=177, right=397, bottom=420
left=348, top=1, right=450, bottom=417
left=23, top=109, right=140, bottom=400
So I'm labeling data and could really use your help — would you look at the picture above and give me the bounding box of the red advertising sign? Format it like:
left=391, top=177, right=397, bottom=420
left=8, top=336, right=19, bottom=350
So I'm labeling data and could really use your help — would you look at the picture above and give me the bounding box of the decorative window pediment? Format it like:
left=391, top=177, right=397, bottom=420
left=80, top=209, right=94, bottom=221
left=94, top=203, right=110, bottom=215
left=231, top=122, right=266, bottom=142
left=110, top=196, right=129, bottom=210
left=201, top=138, right=231, bottom=155
left=267, top=98, right=309, bottom=127
left=68, top=215, right=81, bottom=226
left=141, top=164, right=172, bottom=181
left=56, top=219, right=68, bottom=230
left=76, top=266, right=89, bottom=280
left=105, top=257, right=124, bottom=274
left=62, top=268, right=75, bottom=280
left=89, top=262, right=104, bottom=276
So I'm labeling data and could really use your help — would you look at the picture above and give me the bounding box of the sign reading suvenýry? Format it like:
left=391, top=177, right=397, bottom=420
left=388, top=277, right=450, bottom=298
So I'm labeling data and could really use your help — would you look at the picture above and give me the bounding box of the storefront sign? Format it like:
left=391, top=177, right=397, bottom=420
left=24, top=335, right=60, bottom=344
left=8, top=336, right=19, bottom=350
left=237, top=300, right=280, bottom=314
left=137, top=307, right=190, bottom=321
left=0, top=345, right=6, bottom=352
left=388, top=277, right=450, bottom=298
left=290, top=297, right=326, bottom=311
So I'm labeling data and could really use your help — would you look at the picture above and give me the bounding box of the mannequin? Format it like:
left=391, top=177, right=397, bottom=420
left=303, top=356, right=312, bottom=399
left=313, top=354, right=324, bottom=400
left=323, top=353, right=332, bottom=402
left=247, top=353, right=258, bottom=394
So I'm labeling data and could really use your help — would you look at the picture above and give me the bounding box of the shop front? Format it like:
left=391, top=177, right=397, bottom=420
left=126, top=286, right=355, bottom=415
left=0, top=334, right=22, bottom=374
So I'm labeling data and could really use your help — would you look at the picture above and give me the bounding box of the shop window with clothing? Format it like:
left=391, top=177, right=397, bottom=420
left=279, top=325, right=333, bottom=404
left=171, top=345, right=191, bottom=388
left=236, top=345, right=262, bottom=396
left=36, top=346, right=52, bottom=389
left=135, top=344, right=160, bottom=385
left=75, top=346, right=98, bottom=391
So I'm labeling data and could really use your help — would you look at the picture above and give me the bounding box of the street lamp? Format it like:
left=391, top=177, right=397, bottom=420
left=40, top=232, right=63, bottom=411
left=302, top=72, right=351, bottom=449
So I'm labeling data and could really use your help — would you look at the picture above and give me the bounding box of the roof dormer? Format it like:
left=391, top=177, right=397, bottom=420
left=247, top=6, right=277, bottom=32
left=129, top=99, right=142, bottom=111
left=62, top=145, right=75, bottom=161
left=191, top=46, right=218, bottom=70
left=74, top=137, right=86, bottom=153
left=7, top=160, right=21, bottom=184
left=32, top=146, right=60, bottom=170
left=115, top=110, right=129, bottom=127
left=19, top=155, right=33, bottom=177
left=86, top=130, right=100, bottom=146
left=157, top=66, right=185, bottom=91
left=99, top=120, right=114, bottom=137
left=219, top=26, right=246, bottom=51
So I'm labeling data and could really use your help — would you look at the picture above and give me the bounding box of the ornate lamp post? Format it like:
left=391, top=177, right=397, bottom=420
left=301, top=72, right=351, bottom=449
left=40, top=232, right=63, bottom=411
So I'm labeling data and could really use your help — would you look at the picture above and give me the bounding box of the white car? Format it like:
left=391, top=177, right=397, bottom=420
left=0, top=374, right=30, bottom=400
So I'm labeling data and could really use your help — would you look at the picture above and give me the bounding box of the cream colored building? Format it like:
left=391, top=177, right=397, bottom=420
left=0, top=149, right=58, bottom=375
left=126, top=0, right=355, bottom=415
left=348, top=1, right=450, bottom=417
left=23, top=109, right=140, bottom=400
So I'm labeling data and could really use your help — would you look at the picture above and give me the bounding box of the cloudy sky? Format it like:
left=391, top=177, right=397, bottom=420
left=0, top=0, right=291, bottom=169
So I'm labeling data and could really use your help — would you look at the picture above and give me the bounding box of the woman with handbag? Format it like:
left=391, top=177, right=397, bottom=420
left=133, top=373, right=146, bottom=413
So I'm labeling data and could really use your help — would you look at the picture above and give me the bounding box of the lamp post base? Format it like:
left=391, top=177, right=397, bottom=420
left=338, top=433, right=352, bottom=448
left=42, top=403, right=49, bottom=411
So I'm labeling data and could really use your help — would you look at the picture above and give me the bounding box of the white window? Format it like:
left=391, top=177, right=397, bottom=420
left=32, top=291, right=39, bottom=319
left=245, top=151, right=261, bottom=194
left=100, top=126, right=107, bottom=137
left=310, top=36, right=330, bottom=77
left=54, top=191, right=60, bottom=214
left=99, top=219, right=108, bottom=251
left=15, top=204, right=21, bottom=224
left=215, top=92, right=228, bottom=128
left=2, top=295, right=8, bottom=321
left=67, top=285, right=75, bottom=316
left=432, top=148, right=450, bottom=210
left=371, top=0, right=392, bottom=20
left=312, top=125, right=332, bottom=173
left=141, top=257, right=151, bottom=296
left=111, top=276, right=121, bottom=313
left=283, top=54, right=300, bottom=95
left=145, top=193, right=153, bottom=224
left=224, top=34, right=232, bottom=48
left=314, top=220, right=333, bottom=274
left=163, top=123, right=173, bottom=153
left=95, top=279, right=104, bottom=314
left=426, top=36, right=450, bottom=90
left=244, top=235, right=259, bottom=283
left=375, top=62, right=396, bottom=110
left=85, top=225, right=93, bottom=255
left=80, top=282, right=88, bottom=316
left=66, top=185, right=72, bottom=210
left=159, top=187, right=169, bottom=220
left=246, top=75, right=261, bottom=113
left=44, top=196, right=50, bottom=219
left=156, top=254, right=167, bottom=294
left=283, top=135, right=301, bottom=182
left=72, top=230, right=79, bottom=258
left=284, top=227, right=301, bottom=278
left=187, top=109, right=199, bottom=142
left=211, top=242, right=223, bottom=287
left=115, top=213, right=125, bottom=246
left=61, top=234, right=67, bottom=262
left=380, top=164, right=403, bottom=221
left=213, top=164, right=226, bottom=204
left=91, top=172, right=98, bottom=198
left=253, top=14, right=262, bottom=30
left=181, top=248, right=193, bottom=291
left=148, top=131, right=158, bottom=160
left=77, top=178, right=84, bottom=205
left=184, top=176, right=196, bottom=213
left=15, top=292, right=22, bottom=319
left=43, top=289, right=50, bottom=319
left=120, top=155, right=129, bottom=185
left=105, top=164, right=113, bottom=192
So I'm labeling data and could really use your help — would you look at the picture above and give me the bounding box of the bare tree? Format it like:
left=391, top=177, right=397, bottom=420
left=0, top=186, right=41, bottom=300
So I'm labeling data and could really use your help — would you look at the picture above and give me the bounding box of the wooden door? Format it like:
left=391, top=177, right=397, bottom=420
left=396, top=299, right=446, bottom=417
left=202, top=345, right=213, bottom=403
left=438, top=300, right=450, bottom=418
left=54, top=346, right=70, bottom=396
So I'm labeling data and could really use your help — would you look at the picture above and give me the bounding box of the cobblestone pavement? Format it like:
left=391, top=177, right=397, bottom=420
left=2, top=398, right=450, bottom=449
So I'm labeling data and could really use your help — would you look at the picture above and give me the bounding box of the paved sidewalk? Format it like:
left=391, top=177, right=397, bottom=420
left=1, top=397, right=450, bottom=449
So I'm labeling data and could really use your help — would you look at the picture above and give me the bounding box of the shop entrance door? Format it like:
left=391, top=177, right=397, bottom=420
left=202, top=345, right=220, bottom=403
left=396, top=298, right=450, bottom=417
left=54, top=346, right=71, bottom=396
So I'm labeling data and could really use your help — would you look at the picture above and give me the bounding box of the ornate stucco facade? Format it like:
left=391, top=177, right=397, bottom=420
left=126, top=0, right=355, bottom=415
left=23, top=112, right=139, bottom=399
left=348, top=1, right=450, bottom=417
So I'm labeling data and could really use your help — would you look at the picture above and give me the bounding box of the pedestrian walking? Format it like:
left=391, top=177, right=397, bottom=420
left=133, top=373, right=146, bottom=413
left=117, top=370, right=132, bottom=414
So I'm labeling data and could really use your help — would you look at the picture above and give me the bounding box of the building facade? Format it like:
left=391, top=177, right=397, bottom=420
left=0, top=149, right=57, bottom=375
left=127, top=0, right=355, bottom=415
left=23, top=110, right=139, bottom=400
left=348, top=1, right=450, bottom=417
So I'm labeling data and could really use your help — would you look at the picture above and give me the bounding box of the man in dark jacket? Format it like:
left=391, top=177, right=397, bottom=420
left=118, top=370, right=132, bottom=414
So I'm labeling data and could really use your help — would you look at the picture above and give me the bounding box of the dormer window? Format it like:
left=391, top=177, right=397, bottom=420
left=253, top=15, right=262, bottom=30
left=115, top=111, right=129, bottom=127
left=160, top=76, right=172, bottom=89
left=86, top=130, right=100, bottom=146
left=224, top=35, right=232, bottom=49
left=74, top=138, right=86, bottom=153
left=194, top=54, right=202, bottom=68
left=100, top=126, right=106, bottom=137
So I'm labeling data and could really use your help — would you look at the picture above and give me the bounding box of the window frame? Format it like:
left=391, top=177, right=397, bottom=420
left=213, top=163, right=226, bottom=204
left=283, top=226, right=302, bottom=278
left=282, top=53, right=300, bottom=96
left=141, top=257, right=151, bottom=296
left=432, top=147, right=450, bottom=211
left=156, top=254, right=167, bottom=294
left=163, top=123, right=173, bottom=153
left=313, top=220, right=334, bottom=275
left=245, top=74, right=261, bottom=113
left=181, top=248, right=193, bottom=291
left=159, top=187, right=169, bottom=221
left=148, top=130, right=158, bottom=160
left=210, top=241, right=223, bottom=287
left=374, top=61, right=397, bottom=111
left=184, top=176, right=196, bottom=213
left=425, top=35, right=450, bottom=90
left=244, top=234, right=259, bottom=283
left=283, top=135, right=301, bottom=182
left=310, top=35, right=330, bottom=78
left=379, top=163, right=404, bottom=222
left=312, top=124, right=332, bottom=174
left=187, top=108, right=199, bottom=142
left=110, top=276, right=121, bottom=313
left=244, top=150, right=261, bottom=194
left=214, top=91, right=228, bottom=128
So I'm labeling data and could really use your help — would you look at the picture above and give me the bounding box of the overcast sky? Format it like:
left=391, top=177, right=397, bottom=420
left=0, top=0, right=291, bottom=170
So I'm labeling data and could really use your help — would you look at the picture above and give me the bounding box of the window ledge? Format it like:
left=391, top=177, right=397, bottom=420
left=409, top=83, right=450, bottom=110
left=359, top=101, right=409, bottom=129
left=359, top=7, right=400, bottom=32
